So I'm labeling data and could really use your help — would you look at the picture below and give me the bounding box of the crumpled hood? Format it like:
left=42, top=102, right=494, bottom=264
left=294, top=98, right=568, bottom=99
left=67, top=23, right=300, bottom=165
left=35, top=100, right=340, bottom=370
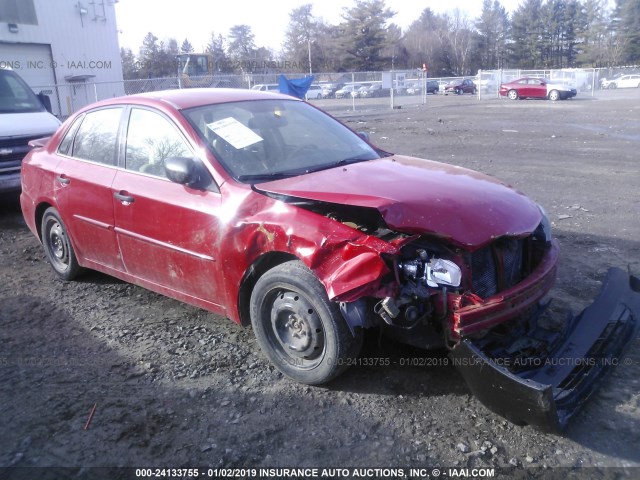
left=256, top=155, right=542, bottom=249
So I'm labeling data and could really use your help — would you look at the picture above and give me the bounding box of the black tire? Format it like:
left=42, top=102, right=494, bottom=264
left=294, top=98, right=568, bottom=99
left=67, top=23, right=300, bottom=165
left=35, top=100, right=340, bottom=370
left=548, top=89, right=560, bottom=101
left=250, top=260, right=362, bottom=385
left=507, top=89, right=519, bottom=100
left=41, top=207, right=83, bottom=280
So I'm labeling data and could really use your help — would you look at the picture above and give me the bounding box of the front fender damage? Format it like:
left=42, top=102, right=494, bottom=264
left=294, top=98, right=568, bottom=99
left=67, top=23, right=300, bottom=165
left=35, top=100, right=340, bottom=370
left=314, top=238, right=398, bottom=302
left=451, top=267, right=640, bottom=432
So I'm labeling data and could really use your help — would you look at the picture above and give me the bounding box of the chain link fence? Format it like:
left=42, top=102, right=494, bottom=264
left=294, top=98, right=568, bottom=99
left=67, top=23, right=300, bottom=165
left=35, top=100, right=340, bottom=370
left=31, top=66, right=640, bottom=119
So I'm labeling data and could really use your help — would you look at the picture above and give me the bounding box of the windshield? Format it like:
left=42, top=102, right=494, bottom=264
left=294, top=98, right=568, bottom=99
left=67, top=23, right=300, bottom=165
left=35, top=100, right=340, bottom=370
left=183, top=99, right=384, bottom=182
left=0, top=69, right=45, bottom=114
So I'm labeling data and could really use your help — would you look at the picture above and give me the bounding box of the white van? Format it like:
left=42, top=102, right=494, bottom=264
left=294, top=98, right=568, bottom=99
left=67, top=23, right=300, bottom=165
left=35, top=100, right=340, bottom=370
left=251, top=84, right=279, bottom=92
left=1, top=67, right=61, bottom=194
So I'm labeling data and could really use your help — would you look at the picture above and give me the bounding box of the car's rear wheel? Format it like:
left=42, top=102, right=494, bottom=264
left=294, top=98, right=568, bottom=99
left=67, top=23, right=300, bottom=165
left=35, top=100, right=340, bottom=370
left=250, top=260, right=362, bottom=385
left=548, top=90, right=560, bottom=101
left=507, top=89, right=519, bottom=100
left=41, top=207, right=83, bottom=280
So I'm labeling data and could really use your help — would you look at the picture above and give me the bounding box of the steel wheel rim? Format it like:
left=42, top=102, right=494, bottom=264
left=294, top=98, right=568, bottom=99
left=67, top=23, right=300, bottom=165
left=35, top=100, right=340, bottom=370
left=268, top=290, right=325, bottom=367
left=46, top=219, right=70, bottom=271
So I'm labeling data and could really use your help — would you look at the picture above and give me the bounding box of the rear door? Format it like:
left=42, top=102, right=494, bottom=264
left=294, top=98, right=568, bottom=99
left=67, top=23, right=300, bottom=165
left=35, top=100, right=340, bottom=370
left=111, top=106, right=225, bottom=308
left=54, top=107, right=125, bottom=271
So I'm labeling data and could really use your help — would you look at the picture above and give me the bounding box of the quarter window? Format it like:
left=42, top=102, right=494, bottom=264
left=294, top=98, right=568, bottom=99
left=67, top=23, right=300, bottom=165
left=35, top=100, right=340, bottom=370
left=125, top=108, right=192, bottom=178
left=57, top=115, right=84, bottom=156
left=72, top=108, right=122, bottom=166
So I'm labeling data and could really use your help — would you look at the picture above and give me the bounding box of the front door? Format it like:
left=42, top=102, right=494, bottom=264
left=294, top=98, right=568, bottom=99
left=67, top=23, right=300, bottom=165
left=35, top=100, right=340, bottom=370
left=112, top=107, right=224, bottom=308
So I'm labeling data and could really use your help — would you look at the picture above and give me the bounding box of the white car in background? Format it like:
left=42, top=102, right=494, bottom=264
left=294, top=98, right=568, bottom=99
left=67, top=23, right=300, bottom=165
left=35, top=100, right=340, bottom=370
left=608, top=74, right=640, bottom=89
left=305, top=85, right=323, bottom=100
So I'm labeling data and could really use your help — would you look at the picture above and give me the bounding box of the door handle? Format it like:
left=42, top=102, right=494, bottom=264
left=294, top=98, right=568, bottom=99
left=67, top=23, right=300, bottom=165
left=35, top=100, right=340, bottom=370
left=56, top=175, right=70, bottom=185
left=114, top=191, right=135, bottom=203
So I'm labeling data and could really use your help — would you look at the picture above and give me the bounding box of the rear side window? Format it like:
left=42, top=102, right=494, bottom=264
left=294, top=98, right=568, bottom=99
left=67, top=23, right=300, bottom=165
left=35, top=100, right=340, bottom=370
left=72, top=108, right=122, bottom=166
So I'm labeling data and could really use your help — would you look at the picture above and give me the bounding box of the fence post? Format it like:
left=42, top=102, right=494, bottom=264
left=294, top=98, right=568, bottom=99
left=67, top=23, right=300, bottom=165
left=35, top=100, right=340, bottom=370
left=352, top=72, right=356, bottom=111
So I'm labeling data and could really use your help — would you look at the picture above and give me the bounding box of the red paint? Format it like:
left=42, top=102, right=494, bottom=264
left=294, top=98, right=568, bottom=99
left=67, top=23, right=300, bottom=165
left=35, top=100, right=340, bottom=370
left=256, top=155, right=541, bottom=249
left=20, top=88, right=556, bottom=336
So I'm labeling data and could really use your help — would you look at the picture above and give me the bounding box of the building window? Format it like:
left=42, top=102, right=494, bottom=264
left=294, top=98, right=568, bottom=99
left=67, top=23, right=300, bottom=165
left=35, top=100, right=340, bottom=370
left=0, top=0, right=38, bottom=25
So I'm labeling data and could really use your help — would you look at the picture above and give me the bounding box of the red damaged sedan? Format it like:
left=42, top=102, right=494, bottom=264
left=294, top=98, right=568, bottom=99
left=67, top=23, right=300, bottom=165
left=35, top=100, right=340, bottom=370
left=21, top=89, right=639, bottom=431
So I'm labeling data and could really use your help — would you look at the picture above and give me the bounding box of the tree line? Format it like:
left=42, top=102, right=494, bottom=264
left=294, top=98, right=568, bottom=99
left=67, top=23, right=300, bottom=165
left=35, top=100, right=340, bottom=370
left=121, top=0, right=640, bottom=79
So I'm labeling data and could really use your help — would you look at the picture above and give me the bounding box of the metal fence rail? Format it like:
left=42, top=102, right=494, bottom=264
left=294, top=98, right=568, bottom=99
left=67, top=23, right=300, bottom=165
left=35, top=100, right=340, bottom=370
left=30, top=66, right=640, bottom=119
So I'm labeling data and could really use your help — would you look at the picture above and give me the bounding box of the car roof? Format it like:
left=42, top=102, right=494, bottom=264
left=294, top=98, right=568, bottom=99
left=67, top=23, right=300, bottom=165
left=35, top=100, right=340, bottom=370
left=75, top=88, right=297, bottom=112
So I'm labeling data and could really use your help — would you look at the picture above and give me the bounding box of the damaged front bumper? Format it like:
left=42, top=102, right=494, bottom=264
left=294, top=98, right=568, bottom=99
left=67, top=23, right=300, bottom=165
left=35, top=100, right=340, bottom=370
left=451, top=267, right=640, bottom=432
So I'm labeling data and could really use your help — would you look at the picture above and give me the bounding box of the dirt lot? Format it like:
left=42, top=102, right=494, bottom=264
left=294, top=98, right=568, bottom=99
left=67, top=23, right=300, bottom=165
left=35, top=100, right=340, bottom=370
left=1, top=89, right=640, bottom=478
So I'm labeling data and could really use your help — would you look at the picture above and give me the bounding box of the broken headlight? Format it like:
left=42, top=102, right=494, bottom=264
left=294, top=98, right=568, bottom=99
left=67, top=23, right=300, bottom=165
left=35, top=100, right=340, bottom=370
left=399, top=249, right=461, bottom=288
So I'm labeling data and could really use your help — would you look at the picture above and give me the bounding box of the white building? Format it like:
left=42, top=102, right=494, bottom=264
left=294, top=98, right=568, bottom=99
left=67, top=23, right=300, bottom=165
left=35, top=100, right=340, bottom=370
left=0, top=0, right=124, bottom=117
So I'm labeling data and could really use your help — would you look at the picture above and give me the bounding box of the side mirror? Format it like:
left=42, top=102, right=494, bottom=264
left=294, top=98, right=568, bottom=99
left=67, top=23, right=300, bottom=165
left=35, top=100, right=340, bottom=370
left=37, top=92, right=53, bottom=113
left=357, top=131, right=370, bottom=142
left=165, top=156, right=196, bottom=185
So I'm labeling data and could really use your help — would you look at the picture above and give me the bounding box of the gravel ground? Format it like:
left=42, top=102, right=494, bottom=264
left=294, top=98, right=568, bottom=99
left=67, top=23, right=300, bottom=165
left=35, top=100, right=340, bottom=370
left=1, top=88, right=639, bottom=479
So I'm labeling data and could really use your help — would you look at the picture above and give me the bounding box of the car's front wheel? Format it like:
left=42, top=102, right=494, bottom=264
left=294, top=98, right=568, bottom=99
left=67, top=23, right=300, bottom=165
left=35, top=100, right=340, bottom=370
left=507, top=89, right=519, bottom=100
left=41, top=207, right=83, bottom=280
left=250, top=260, right=362, bottom=385
left=548, top=90, right=560, bottom=101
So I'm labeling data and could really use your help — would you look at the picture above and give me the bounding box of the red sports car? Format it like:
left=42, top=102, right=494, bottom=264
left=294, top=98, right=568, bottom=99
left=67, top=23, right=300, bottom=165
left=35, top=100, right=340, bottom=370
left=499, top=77, right=577, bottom=101
left=20, top=89, right=639, bottom=431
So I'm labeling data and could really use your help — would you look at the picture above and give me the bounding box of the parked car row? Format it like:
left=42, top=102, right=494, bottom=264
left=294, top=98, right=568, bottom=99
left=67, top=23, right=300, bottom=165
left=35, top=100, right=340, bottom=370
left=330, top=80, right=446, bottom=99
left=250, top=75, right=601, bottom=102
left=250, top=79, right=485, bottom=101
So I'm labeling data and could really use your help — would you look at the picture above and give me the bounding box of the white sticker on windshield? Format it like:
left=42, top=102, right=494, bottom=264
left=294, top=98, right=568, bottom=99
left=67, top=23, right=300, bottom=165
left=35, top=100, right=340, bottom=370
left=206, top=117, right=263, bottom=150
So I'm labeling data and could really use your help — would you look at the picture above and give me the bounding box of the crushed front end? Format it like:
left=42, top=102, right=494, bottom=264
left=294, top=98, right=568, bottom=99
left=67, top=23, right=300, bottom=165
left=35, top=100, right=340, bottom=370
left=256, top=167, right=640, bottom=431
left=343, top=216, right=639, bottom=432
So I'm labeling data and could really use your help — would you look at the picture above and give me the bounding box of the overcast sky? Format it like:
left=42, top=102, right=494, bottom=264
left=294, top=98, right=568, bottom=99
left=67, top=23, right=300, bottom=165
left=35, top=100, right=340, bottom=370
left=115, top=0, right=524, bottom=53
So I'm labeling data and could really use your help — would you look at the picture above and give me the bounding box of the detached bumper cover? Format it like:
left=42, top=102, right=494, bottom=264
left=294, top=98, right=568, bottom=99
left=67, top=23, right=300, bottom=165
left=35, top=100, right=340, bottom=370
left=451, top=267, right=640, bottom=431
